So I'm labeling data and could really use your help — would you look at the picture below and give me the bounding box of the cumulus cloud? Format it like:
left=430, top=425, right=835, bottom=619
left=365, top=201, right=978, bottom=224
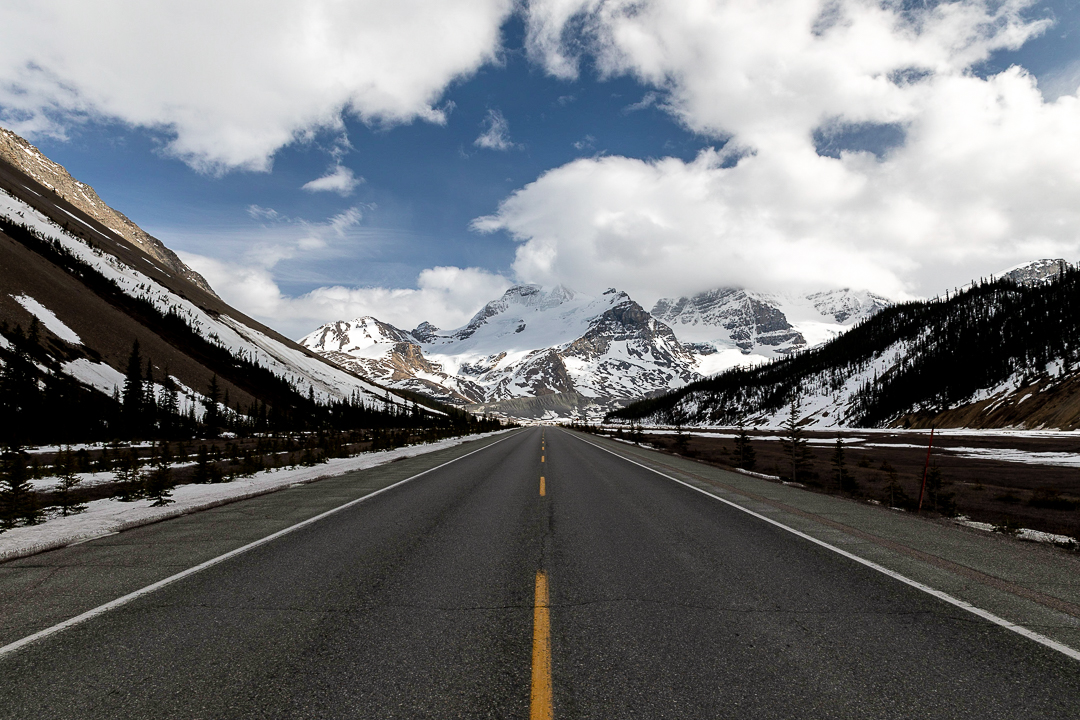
left=0, top=0, right=513, bottom=171
left=302, top=165, right=362, bottom=195
left=474, top=109, right=516, bottom=150
left=180, top=253, right=512, bottom=339
left=478, top=0, right=1080, bottom=301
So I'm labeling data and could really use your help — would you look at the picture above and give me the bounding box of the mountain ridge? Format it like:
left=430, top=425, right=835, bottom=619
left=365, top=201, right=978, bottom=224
left=609, top=261, right=1080, bottom=430
left=0, top=126, right=218, bottom=298
left=301, top=283, right=890, bottom=420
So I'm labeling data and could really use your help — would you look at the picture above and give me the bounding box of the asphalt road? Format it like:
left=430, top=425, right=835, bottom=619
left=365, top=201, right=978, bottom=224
left=1, top=427, right=1078, bottom=718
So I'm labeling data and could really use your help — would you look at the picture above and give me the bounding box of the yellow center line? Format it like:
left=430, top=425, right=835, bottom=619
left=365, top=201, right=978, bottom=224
left=540, top=476, right=545, bottom=496
left=531, top=571, right=553, bottom=720
left=541, top=455, right=545, bottom=463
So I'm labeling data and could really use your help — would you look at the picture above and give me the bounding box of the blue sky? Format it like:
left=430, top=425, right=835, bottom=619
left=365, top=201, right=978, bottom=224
left=4, top=1, right=1080, bottom=337
left=23, top=17, right=713, bottom=295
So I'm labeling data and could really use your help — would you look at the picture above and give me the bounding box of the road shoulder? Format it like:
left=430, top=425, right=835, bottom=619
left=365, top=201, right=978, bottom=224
left=0, top=429, right=523, bottom=649
left=571, top=431, right=1080, bottom=657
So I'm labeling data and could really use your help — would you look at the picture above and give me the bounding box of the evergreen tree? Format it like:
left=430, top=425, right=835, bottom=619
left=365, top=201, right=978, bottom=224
left=0, top=346, right=39, bottom=445
left=204, top=375, right=221, bottom=436
left=115, top=449, right=145, bottom=502
left=159, top=369, right=180, bottom=437
left=880, top=460, right=908, bottom=508
left=779, top=393, right=812, bottom=483
left=54, top=446, right=86, bottom=516
left=145, top=442, right=174, bottom=507
left=831, top=437, right=856, bottom=494
left=143, top=359, right=158, bottom=432
left=925, top=463, right=955, bottom=515
left=734, top=418, right=756, bottom=470
left=122, top=340, right=144, bottom=436
left=192, top=444, right=220, bottom=484
left=671, top=404, right=689, bottom=453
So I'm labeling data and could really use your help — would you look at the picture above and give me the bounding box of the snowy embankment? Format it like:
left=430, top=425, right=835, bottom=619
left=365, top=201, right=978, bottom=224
left=0, top=430, right=511, bottom=562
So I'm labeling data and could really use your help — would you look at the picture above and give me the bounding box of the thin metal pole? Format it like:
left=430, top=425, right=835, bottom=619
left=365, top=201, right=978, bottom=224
left=917, top=426, right=935, bottom=512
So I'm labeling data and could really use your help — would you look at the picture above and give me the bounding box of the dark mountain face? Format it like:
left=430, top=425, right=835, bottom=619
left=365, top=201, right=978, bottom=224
left=0, top=146, right=430, bottom=444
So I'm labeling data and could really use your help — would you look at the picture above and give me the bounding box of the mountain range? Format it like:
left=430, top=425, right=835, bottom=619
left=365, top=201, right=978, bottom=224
left=301, top=284, right=889, bottom=420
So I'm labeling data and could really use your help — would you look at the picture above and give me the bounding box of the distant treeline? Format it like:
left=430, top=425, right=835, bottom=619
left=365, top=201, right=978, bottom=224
left=609, top=265, right=1080, bottom=427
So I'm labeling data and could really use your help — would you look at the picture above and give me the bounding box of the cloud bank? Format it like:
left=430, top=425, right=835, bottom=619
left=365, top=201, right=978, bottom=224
left=0, top=0, right=513, bottom=172
left=488, top=0, right=1080, bottom=302
left=183, top=253, right=512, bottom=340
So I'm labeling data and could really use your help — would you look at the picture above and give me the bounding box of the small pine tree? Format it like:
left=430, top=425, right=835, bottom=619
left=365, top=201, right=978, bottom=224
left=671, top=404, right=689, bottom=453
left=54, top=447, right=86, bottom=516
left=880, top=460, right=908, bottom=508
left=192, top=444, right=213, bottom=483
left=734, top=418, right=756, bottom=470
left=122, top=340, right=145, bottom=437
left=780, top=393, right=813, bottom=483
left=116, top=449, right=145, bottom=502
left=925, top=463, right=956, bottom=515
left=832, top=437, right=857, bottom=494
left=204, top=375, right=221, bottom=437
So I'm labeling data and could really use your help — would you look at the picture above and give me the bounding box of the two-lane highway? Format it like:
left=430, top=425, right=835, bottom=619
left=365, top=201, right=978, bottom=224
left=1, top=427, right=1078, bottom=718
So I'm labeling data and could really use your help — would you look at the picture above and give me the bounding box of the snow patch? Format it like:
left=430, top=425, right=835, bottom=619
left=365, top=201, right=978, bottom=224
left=0, top=430, right=512, bottom=562
left=11, top=294, right=81, bottom=344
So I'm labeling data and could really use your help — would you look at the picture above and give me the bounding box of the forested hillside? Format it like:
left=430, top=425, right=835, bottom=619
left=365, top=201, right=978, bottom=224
left=609, top=266, right=1080, bottom=429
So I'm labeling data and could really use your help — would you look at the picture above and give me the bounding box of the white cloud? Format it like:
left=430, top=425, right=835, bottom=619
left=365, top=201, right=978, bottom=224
left=474, top=0, right=1080, bottom=302
left=302, top=165, right=362, bottom=195
left=0, top=0, right=513, bottom=172
left=474, top=109, right=515, bottom=150
left=179, top=253, right=512, bottom=339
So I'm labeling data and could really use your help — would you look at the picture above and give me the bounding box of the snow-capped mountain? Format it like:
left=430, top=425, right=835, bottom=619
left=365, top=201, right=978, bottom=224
left=302, top=285, right=703, bottom=418
left=651, top=287, right=890, bottom=375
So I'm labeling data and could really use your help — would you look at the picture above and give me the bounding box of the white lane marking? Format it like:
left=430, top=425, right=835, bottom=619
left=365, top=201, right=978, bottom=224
left=569, top=432, right=1080, bottom=664
left=0, top=430, right=526, bottom=660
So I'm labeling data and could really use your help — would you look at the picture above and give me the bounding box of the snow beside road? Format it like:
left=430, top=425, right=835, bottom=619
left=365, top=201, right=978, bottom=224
left=0, top=430, right=511, bottom=562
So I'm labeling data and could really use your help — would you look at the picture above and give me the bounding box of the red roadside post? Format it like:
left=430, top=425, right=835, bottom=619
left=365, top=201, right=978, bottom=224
left=917, top=426, right=935, bottom=513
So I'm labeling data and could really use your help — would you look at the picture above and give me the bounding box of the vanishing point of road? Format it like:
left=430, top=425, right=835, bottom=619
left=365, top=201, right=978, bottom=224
left=1, top=427, right=1078, bottom=718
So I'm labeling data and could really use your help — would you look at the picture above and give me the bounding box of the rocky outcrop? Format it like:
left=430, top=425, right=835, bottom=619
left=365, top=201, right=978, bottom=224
left=0, top=125, right=218, bottom=297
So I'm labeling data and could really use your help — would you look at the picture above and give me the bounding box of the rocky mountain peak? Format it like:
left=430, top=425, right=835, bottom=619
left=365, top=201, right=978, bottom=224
left=1002, top=259, right=1071, bottom=286
left=411, top=321, right=440, bottom=342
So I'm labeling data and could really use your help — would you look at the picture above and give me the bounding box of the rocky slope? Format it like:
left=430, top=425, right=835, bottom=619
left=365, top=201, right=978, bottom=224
left=651, top=287, right=890, bottom=374
left=0, top=126, right=217, bottom=297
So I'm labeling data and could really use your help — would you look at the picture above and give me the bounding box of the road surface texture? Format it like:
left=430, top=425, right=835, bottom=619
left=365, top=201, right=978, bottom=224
left=1, top=427, right=1078, bottom=718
